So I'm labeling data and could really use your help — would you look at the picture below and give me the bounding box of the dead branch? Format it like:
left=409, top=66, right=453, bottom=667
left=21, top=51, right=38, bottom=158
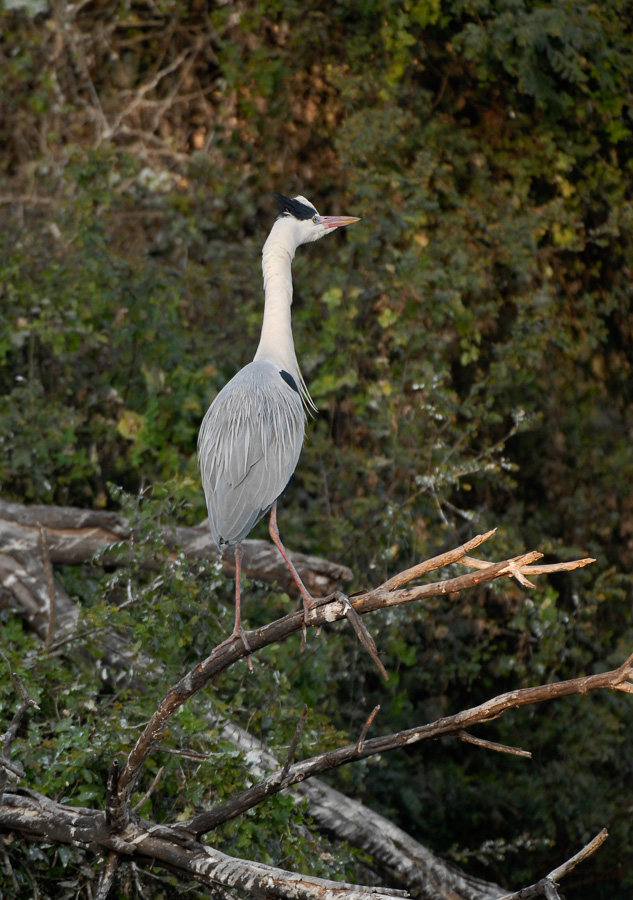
left=456, top=731, right=531, bottom=759
left=280, top=706, right=309, bottom=782
left=356, top=705, right=380, bottom=753
left=1, top=657, right=621, bottom=900
left=497, top=829, right=608, bottom=899
left=215, top=719, right=505, bottom=900
left=461, top=556, right=595, bottom=576
left=342, top=595, right=389, bottom=680
left=1, top=500, right=611, bottom=899
left=378, top=528, right=497, bottom=591
left=132, top=765, right=164, bottom=814
left=177, top=654, right=632, bottom=838
left=38, top=524, right=57, bottom=650
left=0, top=787, right=410, bottom=900
left=107, top=540, right=599, bottom=828
left=95, top=851, right=120, bottom=900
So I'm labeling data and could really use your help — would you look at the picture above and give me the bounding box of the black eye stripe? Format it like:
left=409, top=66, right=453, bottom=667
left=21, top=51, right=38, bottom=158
left=279, top=370, right=299, bottom=393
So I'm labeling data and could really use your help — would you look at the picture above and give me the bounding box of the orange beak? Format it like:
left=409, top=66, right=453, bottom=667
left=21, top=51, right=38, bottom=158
left=317, top=215, right=361, bottom=230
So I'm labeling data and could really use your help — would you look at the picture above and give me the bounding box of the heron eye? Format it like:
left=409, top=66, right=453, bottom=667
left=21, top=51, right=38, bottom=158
left=312, top=215, right=318, bottom=224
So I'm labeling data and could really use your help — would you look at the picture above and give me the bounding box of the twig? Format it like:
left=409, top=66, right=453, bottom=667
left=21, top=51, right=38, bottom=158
left=39, top=524, right=57, bottom=649
left=0, top=659, right=39, bottom=799
left=280, top=706, right=308, bottom=782
left=378, top=529, right=497, bottom=591
left=356, top=706, right=380, bottom=753
left=44, top=624, right=111, bottom=655
left=343, top=597, right=389, bottom=681
left=0, top=650, right=14, bottom=688
left=497, top=828, right=608, bottom=899
left=2, top=848, right=19, bottom=890
left=461, top=555, right=596, bottom=575
left=131, top=862, right=149, bottom=899
left=0, top=195, right=53, bottom=206
left=457, top=730, right=531, bottom=759
left=102, top=46, right=198, bottom=141
left=156, top=747, right=210, bottom=761
left=548, top=827, right=608, bottom=881
left=132, top=766, right=164, bottom=813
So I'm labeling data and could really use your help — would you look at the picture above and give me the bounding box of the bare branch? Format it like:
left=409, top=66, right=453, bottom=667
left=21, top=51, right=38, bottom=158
left=111, top=541, right=597, bottom=826
left=497, top=829, right=608, bottom=899
left=0, top=660, right=39, bottom=800
left=457, top=731, right=531, bottom=759
left=1, top=848, right=19, bottom=891
left=461, top=556, right=596, bottom=576
left=95, top=851, right=120, bottom=900
left=356, top=706, right=380, bottom=753
left=101, top=46, right=200, bottom=142
left=0, top=757, right=26, bottom=778
left=105, top=759, right=122, bottom=828
left=0, top=789, right=411, bottom=900
left=179, top=655, right=632, bottom=838
left=343, top=596, right=389, bottom=680
left=280, top=707, right=308, bottom=782
left=378, top=529, right=497, bottom=591
left=132, top=766, right=165, bottom=814
left=548, top=827, right=608, bottom=882
left=218, top=718, right=505, bottom=899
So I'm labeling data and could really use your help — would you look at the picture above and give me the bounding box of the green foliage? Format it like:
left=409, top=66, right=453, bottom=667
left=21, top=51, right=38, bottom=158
left=1, top=0, right=633, bottom=896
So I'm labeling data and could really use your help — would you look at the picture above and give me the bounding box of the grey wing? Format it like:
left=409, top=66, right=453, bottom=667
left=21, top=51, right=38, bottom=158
left=198, top=362, right=305, bottom=546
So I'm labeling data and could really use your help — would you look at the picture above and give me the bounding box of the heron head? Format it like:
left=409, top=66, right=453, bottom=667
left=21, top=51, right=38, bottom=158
left=273, top=193, right=359, bottom=247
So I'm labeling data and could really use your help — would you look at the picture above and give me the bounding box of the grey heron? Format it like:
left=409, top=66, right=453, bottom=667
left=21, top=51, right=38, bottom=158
left=198, top=193, right=359, bottom=650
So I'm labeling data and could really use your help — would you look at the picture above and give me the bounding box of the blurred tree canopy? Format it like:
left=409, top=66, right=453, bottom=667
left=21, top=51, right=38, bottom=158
left=0, top=0, right=632, bottom=897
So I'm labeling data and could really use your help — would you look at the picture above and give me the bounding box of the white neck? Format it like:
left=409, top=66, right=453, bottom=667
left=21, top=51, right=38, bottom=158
left=254, top=220, right=315, bottom=409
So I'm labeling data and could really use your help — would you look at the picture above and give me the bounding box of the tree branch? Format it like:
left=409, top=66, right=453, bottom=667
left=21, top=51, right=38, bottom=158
left=496, top=829, right=609, bottom=900
left=377, top=528, right=498, bottom=591
left=177, top=655, right=632, bottom=837
left=0, top=788, right=411, bottom=900
left=456, top=731, right=531, bottom=759
left=95, top=851, right=120, bottom=900
left=207, top=718, right=505, bottom=900
left=109, top=542, right=599, bottom=827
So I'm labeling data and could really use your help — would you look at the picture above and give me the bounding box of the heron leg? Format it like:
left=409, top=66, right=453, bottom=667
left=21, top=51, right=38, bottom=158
left=212, top=545, right=255, bottom=668
left=230, top=543, right=252, bottom=665
left=268, top=502, right=316, bottom=637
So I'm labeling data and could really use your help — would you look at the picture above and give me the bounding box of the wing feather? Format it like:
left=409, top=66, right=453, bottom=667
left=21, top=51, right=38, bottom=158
left=198, top=360, right=305, bottom=546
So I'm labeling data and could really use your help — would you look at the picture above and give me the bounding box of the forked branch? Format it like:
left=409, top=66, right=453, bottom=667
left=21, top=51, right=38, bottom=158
left=177, top=654, right=633, bottom=837
left=497, top=828, right=609, bottom=899
left=110, top=532, right=597, bottom=828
